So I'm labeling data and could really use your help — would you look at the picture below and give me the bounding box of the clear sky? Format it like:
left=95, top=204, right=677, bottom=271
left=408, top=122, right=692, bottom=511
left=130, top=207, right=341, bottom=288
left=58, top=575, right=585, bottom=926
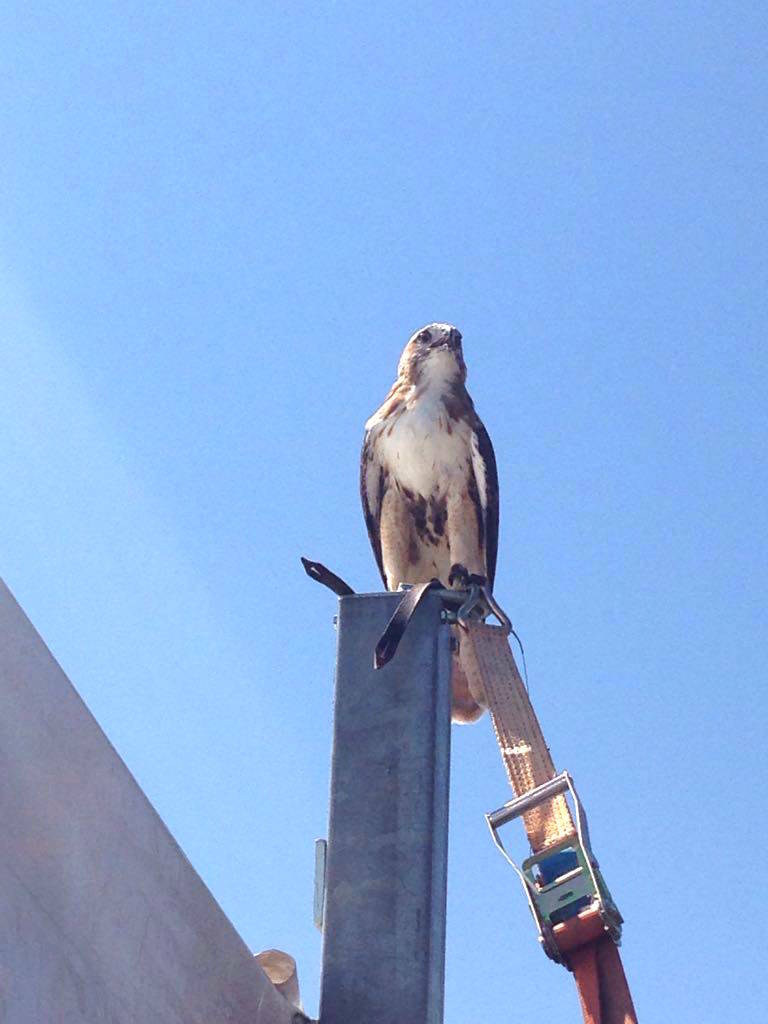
left=1, top=3, right=766, bottom=1020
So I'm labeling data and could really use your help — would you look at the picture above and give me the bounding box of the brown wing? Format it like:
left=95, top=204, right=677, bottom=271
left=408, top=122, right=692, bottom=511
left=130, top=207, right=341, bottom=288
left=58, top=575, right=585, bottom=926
left=360, top=428, right=388, bottom=587
left=471, top=419, right=499, bottom=589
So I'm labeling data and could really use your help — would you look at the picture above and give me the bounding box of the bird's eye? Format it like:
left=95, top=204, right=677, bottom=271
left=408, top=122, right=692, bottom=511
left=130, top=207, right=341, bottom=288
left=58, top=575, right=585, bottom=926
left=417, top=330, right=431, bottom=343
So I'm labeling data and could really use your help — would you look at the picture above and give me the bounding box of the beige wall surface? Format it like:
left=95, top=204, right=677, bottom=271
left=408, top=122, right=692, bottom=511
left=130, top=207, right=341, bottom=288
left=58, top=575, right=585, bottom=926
left=0, top=579, right=297, bottom=1024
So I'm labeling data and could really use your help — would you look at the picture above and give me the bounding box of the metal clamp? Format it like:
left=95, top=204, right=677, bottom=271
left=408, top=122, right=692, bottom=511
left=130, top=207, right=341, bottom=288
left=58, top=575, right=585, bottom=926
left=485, top=772, right=623, bottom=963
left=436, top=584, right=512, bottom=634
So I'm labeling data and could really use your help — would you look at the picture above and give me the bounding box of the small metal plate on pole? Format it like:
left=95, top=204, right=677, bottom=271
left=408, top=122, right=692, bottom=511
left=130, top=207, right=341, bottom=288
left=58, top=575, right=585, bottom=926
left=318, top=591, right=452, bottom=1024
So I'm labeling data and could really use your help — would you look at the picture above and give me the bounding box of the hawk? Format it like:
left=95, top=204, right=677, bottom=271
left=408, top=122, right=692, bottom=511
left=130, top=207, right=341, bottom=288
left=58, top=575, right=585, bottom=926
left=360, top=322, right=499, bottom=722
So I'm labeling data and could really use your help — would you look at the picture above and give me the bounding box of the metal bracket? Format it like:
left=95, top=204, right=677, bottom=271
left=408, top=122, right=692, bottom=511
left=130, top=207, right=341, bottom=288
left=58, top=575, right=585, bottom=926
left=375, top=581, right=512, bottom=669
left=485, top=772, right=622, bottom=963
left=313, top=838, right=327, bottom=931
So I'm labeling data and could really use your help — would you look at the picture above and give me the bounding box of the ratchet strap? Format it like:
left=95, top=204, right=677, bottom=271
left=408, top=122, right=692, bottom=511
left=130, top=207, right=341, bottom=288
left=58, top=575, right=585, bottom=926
left=373, top=579, right=443, bottom=669
left=459, top=620, right=574, bottom=850
left=300, top=557, right=355, bottom=597
left=300, top=560, right=442, bottom=669
left=458, top=620, right=638, bottom=1024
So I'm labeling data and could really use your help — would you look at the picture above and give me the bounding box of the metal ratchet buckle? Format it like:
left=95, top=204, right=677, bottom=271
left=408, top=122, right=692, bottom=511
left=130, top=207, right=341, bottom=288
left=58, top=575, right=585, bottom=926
left=485, top=772, right=623, bottom=964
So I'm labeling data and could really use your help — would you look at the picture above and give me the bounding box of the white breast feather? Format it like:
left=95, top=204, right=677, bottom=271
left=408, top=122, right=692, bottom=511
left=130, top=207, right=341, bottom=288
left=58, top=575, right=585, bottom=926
left=374, top=389, right=473, bottom=499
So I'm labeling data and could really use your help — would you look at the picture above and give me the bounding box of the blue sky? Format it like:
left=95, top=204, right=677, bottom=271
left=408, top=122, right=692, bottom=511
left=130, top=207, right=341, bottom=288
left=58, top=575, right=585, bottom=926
left=1, top=3, right=766, bottom=1020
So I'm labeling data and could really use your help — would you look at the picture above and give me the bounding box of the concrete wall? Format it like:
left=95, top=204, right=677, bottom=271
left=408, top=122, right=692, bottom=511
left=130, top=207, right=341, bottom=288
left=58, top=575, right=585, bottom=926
left=0, top=579, right=299, bottom=1024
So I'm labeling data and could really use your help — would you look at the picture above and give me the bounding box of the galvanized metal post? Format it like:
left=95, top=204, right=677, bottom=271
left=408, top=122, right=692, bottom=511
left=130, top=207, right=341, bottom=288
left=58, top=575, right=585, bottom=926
left=318, top=591, right=452, bottom=1024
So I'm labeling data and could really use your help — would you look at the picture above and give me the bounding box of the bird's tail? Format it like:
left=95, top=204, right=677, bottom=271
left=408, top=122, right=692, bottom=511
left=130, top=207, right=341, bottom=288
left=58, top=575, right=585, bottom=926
left=450, top=625, right=487, bottom=725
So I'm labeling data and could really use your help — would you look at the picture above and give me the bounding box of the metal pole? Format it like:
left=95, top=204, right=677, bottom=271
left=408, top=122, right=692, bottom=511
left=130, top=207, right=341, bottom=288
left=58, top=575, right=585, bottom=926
left=318, top=591, right=452, bottom=1024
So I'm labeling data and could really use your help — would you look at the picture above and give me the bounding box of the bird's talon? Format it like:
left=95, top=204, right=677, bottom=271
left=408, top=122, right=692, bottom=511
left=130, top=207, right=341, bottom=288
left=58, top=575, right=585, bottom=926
left=448, top=563, right=470, bottom=589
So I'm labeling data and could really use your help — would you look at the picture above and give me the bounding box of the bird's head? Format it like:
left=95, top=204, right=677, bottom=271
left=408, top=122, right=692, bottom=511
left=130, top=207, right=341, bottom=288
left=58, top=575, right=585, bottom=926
left=397, top=322, right=467, bottom=385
